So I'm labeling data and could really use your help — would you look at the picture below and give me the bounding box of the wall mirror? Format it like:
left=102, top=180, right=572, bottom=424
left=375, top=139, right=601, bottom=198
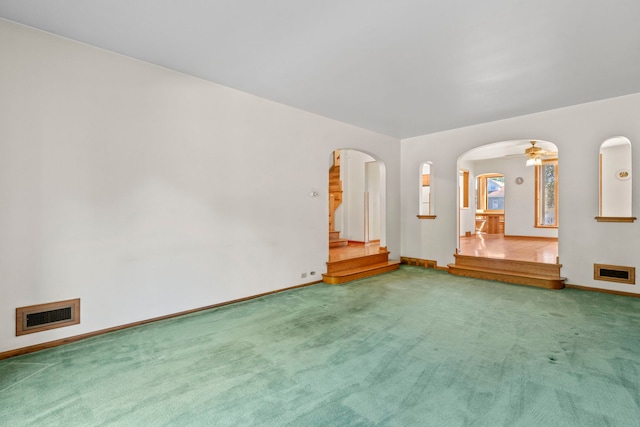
left=597, top=136, right=635, bottom=222
left=418, top=162, right=435, bottom=218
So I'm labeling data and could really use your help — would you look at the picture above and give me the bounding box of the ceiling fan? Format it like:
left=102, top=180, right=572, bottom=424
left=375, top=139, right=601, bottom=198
left=504, top=141, right=557, bottom=166
left=524, top=141, right=557, bottom=166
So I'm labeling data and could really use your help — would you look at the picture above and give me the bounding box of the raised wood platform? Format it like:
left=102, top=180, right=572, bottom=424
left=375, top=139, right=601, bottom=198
left=323, top=250, right=400, bottom=285
left=448, top=254, right=565, bottom=290
left=329, top=230, right=348, bottom=248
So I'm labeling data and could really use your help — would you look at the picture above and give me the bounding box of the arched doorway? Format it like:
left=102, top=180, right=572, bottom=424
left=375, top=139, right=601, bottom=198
left=328, top=149, right=385, bottom=249
left=456, top=139, right=559, bottom=264
left=324, top=149, right=398, bottom=284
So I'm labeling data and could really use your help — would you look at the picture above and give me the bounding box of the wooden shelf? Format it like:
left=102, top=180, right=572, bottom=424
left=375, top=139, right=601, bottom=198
left=595, top=216, right=636, bottom=223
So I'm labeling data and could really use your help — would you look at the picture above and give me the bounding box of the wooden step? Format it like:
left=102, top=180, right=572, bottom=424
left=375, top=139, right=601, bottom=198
left=326, top=251, right=391, bottom=274
left=323, top=260, right=400, bottom=285
left=452, top=254, right=562, bottom=276
left=448, top=254, right=565, bottom=290
left=329, top=230, right=341, bottom=240
left=329, top=238, right=348, bottom=248
left=448, top=264, right=565, bottom=289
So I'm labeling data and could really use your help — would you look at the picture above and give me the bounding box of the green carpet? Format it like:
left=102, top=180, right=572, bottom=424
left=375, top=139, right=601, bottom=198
left=2, top=266, right=640, bottom=426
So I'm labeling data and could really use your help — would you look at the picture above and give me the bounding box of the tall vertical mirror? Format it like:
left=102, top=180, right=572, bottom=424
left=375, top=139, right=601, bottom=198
left=418, top=162, right=435, bottom=218
left=597, top=136, right=635, bottom=222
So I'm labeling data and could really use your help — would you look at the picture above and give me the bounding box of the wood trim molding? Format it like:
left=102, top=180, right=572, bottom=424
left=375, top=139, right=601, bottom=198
left=400, top=256, right=444, bottom=270
left=565, top=283, right=640, bottom=298
left=0, top=280, right=322, bottom=361
left=460, top=169, right=470, bottom=209
left=595, top=216, right=637, bottom=222
left=504, top=235, right=558, bottom=241
left=417, top=215, right=437, bottom=219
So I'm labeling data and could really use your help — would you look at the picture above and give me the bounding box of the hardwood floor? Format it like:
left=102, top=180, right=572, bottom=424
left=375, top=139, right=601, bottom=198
left=458, top=234, right=558, bottom=264
left=331, top=237, right=559, bottom=264
left=452, top=235, right=563, bottom=289
left=328, top=242, right=382, bottom=262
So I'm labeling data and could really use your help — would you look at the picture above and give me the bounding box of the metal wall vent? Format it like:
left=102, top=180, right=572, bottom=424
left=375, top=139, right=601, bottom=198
left=594, top=264, right=635, bottom=285
left=16, top=298, right=80, bottom=336
left=26, top=307, right=72, bottom=328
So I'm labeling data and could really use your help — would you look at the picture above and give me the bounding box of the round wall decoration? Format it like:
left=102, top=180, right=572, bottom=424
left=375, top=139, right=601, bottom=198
left=515, top=177, right=524, bottom=185
left=616, top=169, right=630, bottom=181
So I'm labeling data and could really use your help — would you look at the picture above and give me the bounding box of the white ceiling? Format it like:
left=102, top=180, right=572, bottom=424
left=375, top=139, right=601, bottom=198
left=2, top=0, right=640, bottom=139
left=461, top=139, right=557, bottom=161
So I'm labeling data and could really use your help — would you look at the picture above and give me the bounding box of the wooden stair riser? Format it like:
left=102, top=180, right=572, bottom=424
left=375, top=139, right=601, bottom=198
left=329, top=239, right=348, bottom=248
left=453, top=254, right=561, bottom=276
left=326, top=252, right=390, bottom=274
left=323, top=261, right=400, bottom=285
left=448, top=265, right=564, bottom=290
left=329, top=231, right=341, bottom=240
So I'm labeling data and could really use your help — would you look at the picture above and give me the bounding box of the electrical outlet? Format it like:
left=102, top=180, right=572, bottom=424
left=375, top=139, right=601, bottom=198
left=301, top=272, right=307, bottom=278
left=310, top=271, right=316, bottom=276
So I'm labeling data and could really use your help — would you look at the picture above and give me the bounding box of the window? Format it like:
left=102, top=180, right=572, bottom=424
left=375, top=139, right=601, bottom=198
left=459, top=169, right=469, bottom=209
left=476, top=174, right=504, bottom=212
left=535, top=159, right=558, bottom=227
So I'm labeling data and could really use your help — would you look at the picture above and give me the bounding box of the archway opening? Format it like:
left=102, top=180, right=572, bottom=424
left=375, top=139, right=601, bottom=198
left=457, top=139, right=559, bottom=264
left=328, top=149, right=386, bottom=254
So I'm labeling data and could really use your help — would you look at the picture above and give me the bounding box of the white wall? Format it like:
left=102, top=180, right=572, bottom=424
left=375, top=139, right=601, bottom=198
left=0, top=20, right=401, bottom=353
left=340, top=150, right=379, bottom=242
left=401, top=92, right=640, bottom=294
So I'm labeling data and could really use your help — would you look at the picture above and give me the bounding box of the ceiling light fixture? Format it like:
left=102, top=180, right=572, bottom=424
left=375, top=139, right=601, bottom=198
left=525, top=141, right=543, bottom=166
left=526, top=157, right=542, bottom=166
